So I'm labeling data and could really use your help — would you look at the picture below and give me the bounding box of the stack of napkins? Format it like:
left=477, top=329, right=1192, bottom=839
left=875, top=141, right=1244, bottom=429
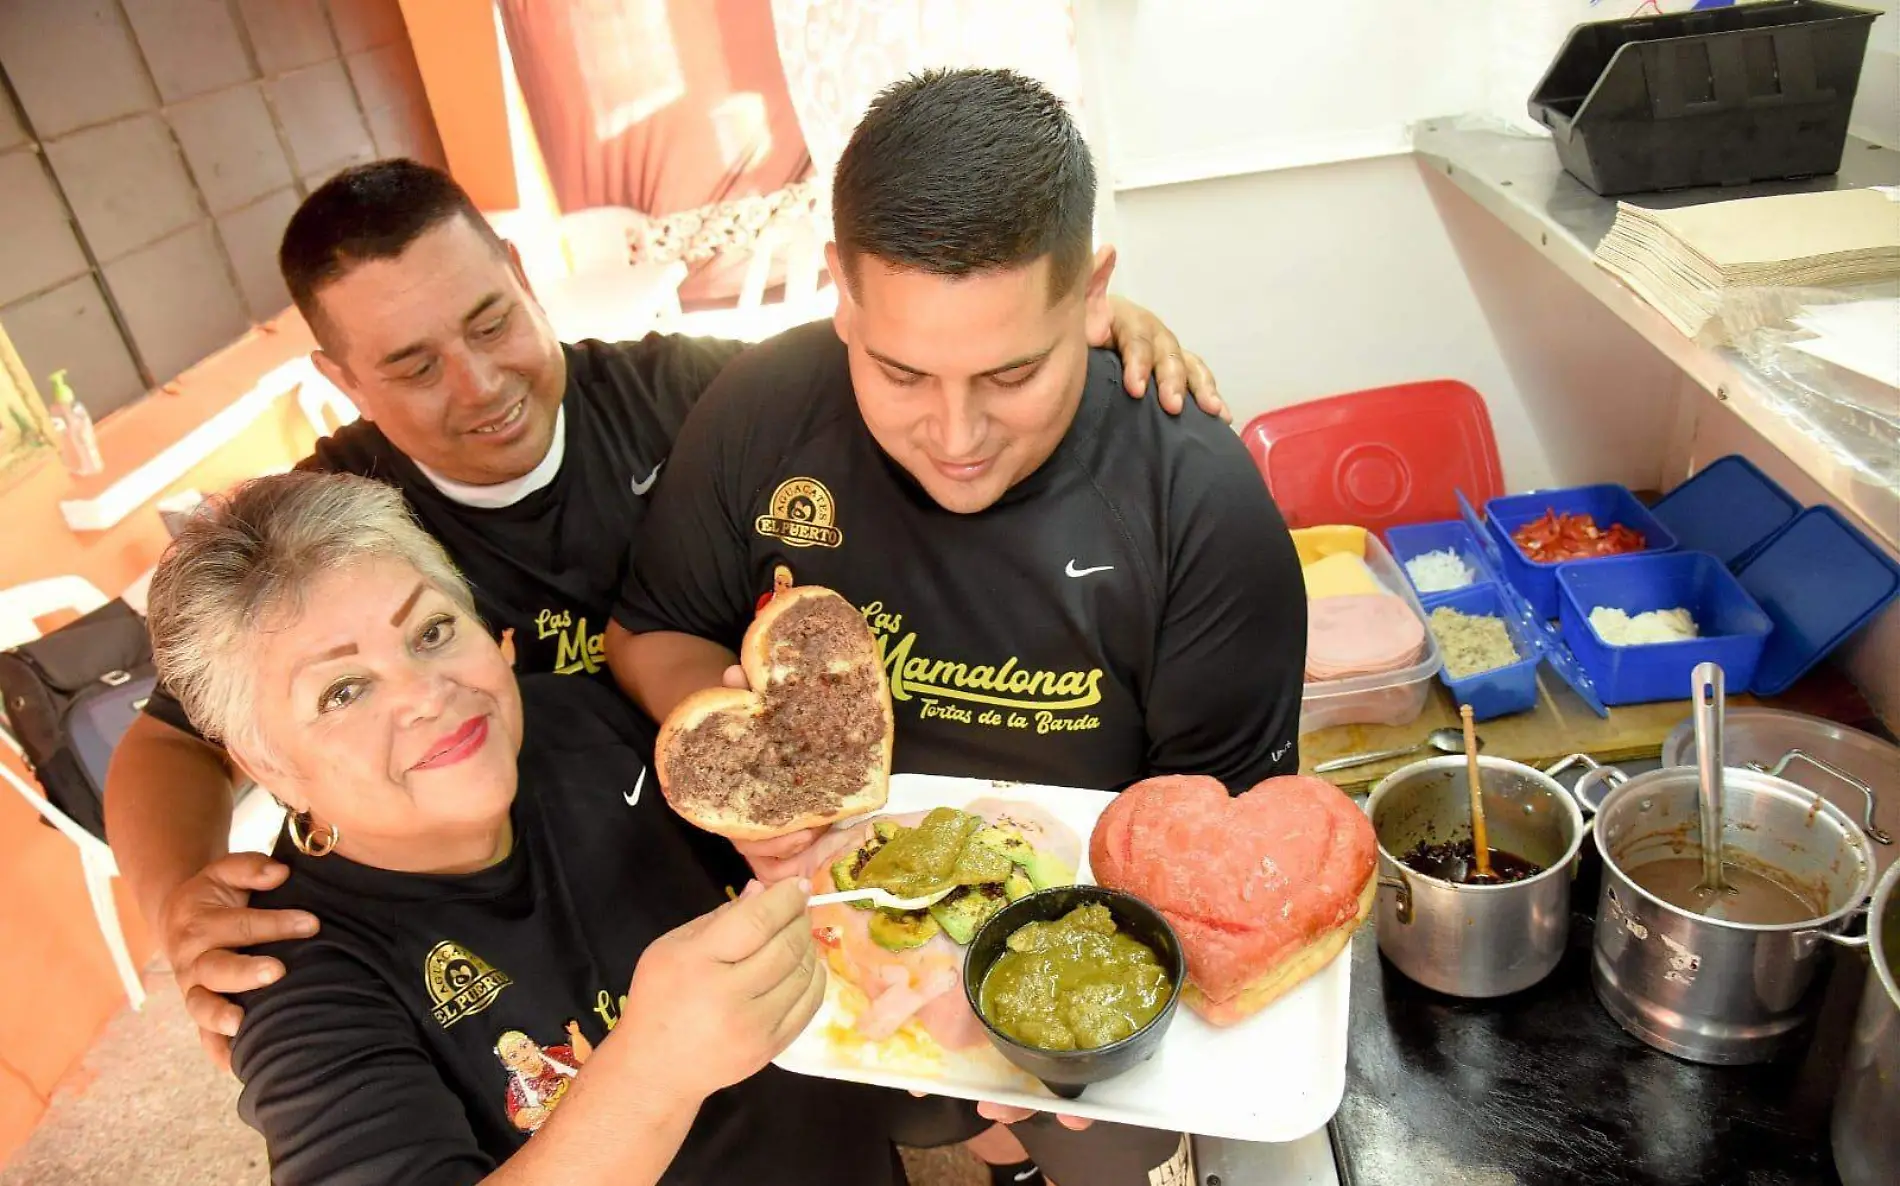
left=1593, top=188, right=1900, bottom=341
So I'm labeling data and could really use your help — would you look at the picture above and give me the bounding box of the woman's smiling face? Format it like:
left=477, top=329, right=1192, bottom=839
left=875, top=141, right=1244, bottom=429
left=237, top=556, right=524, bottom=868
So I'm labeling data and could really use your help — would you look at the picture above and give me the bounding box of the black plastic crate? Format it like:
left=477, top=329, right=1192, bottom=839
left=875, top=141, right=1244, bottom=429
left=1528, top=0, right=1879, bottom=196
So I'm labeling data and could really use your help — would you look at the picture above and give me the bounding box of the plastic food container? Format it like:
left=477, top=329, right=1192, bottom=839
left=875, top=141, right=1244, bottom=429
left=1485, top=484, right=1678, bottom=620
left=1385, top=520, right=1494, bottom=608
left=1556, top=552, right=1772, bottom=706
left=1299, top=530, right=1443, bottom=734
left=1527, top=0, right=1877, bottom=196
left=1426, top=584, right=1541, bottom=722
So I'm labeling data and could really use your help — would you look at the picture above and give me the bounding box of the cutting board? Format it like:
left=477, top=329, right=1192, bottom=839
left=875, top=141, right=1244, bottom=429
left=1299, top=673, right=1758, bottom=792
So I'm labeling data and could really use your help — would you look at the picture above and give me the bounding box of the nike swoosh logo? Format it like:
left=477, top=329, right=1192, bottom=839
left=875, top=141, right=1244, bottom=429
left=1065, top=560, right=1114, bottom=578
left=630, top=461, right=663, bottom=496
left=624, top=767, right=646, bottom=807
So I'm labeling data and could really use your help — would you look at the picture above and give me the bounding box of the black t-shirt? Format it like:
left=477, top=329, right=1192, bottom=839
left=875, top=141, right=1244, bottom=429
left=144, top=333, right=744, bottom=737
left=614, top=321, right=1307, bottom=793
left=229, top=676, right=897, bottom=1186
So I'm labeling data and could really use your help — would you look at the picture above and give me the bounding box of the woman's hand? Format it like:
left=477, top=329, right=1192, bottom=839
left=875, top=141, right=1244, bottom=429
left=615, top=878, right=826, bottom=1103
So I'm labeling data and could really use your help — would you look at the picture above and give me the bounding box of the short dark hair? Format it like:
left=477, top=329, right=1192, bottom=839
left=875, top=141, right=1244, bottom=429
left=832, top=68, right=1096, bottom=301
left=278, top=159, right=505, bottom=344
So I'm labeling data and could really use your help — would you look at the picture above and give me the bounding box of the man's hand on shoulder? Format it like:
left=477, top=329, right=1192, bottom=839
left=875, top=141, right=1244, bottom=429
left=162, top=852, right=320, bottom=1071
left=1097, top=296, right=1227, bottom=423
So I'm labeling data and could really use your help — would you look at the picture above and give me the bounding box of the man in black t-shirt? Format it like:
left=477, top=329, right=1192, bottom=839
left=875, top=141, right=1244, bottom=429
left=609, top=72, right=1304, bottom=820
left=606, top=71, right=1305, bottom=1186
left=103, top=159, right=1226, bottom=1070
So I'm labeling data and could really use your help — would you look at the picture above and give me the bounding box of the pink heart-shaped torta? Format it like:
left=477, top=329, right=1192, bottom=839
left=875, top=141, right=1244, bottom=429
left=1090, top=774, right=1377, bottom=1025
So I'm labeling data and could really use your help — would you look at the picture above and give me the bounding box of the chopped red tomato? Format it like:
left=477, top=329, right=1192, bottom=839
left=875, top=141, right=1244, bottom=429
left=1512, top=509, right=1646, bottom=562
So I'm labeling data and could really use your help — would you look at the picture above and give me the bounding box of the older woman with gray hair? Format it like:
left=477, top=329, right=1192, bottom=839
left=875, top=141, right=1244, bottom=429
left=145, top=470, right=901, bottom=1185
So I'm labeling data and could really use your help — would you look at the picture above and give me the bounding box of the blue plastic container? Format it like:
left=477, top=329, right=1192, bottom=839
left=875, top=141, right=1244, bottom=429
left=1485, top=484, right=1678, bottom=620
left=1732, top=507, right=1900, bottom=694
left=1557, top=552, right=1773, bottom=705
left=1385, top=520, right=1492, bottom=607
left=1426, top=583, right=1541, bottom=720
left=1648, top=454, right=1801, bottom=569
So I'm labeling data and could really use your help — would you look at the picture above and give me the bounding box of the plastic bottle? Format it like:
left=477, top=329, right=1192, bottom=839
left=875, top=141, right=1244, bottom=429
left=46, top=369, right=104, bottom=476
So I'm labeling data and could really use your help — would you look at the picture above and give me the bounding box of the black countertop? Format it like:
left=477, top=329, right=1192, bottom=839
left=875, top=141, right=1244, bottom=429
left=1331, top=858, right=1866, bottom=1186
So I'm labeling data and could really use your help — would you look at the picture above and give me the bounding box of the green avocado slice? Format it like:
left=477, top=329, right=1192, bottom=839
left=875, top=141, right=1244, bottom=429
left=972, top=823, right=1072, bottom=889
left=928, top=883, right=1011, bottom=945
left=868, top=909, right=940, bottom=951
left=1004, top=867, right=1034, bottom=902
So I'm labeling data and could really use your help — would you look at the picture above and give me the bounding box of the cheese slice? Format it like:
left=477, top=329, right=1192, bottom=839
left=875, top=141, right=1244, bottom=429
left=1290, top=524, right=1368, bottom=567
left=1301, top=551, right=1384, bottom=600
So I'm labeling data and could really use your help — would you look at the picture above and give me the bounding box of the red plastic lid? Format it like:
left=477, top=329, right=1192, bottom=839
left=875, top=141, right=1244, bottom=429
left=1240, top=380, right=1504, bottom=536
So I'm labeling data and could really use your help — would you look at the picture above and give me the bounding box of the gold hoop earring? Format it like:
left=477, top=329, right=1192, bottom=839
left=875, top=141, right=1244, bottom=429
left=286, top=810, right=340, bottom=858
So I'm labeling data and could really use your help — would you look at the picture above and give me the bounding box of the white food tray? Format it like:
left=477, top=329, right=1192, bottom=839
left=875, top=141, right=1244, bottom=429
left=772, top=773, right=1353, bottom=1144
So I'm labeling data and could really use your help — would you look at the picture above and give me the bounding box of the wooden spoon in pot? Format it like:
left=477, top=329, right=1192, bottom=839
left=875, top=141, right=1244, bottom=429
left=1463, top=704, right=1495, bottom=882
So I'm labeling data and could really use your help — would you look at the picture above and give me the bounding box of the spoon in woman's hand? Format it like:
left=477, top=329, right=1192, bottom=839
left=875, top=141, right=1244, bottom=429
left=1314, top=727, right=1479, bottom=775
left=806, top=885, right=957, bottom=911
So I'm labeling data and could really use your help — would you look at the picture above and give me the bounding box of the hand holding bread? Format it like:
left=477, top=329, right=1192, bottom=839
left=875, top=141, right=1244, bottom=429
left=655, top=582, right=893, bottom=841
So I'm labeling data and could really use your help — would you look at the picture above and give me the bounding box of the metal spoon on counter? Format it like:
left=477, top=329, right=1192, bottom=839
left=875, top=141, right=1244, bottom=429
left=1315, top=727, right=1481, bottom=775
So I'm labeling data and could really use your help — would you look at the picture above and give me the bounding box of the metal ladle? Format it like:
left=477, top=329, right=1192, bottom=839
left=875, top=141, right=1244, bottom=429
left=1692, top=661, right=1734, bottom=903
left=1315, top=727, right=1480, bottom=775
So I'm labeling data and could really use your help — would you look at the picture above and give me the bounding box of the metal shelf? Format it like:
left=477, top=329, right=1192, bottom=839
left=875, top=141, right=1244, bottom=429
left=1413, top=120, right=1900, bottom=554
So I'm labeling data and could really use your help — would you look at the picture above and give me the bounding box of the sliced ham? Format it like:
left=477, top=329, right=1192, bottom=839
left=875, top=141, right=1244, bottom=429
left=801, top=799, right=1080, bottom=1050
left=1306, top=593, right=1425, bottom=681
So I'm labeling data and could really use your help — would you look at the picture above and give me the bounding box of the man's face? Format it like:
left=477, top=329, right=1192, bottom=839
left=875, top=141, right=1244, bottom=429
left=309, top=215, right=565, bottom=486
left=830, top=245, right=1115, bottom=514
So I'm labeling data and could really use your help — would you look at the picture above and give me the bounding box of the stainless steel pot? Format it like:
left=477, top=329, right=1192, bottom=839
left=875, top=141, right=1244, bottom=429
left=1832, top=857, right=1899, bottom=1186
left=1583, top=764, right=1877, bottom=1065
left=1368, top=755, right=1588, bottom=998
left=1661, top=707, right=1898, bottom=871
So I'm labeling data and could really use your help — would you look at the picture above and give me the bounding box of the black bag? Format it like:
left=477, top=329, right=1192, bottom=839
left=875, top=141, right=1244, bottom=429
left=0, top=599, right=156, bottom=841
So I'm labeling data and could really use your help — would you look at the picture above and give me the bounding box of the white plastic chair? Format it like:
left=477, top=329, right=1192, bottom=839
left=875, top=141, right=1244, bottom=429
left=0, top=577, right=289, bottom=1011
left=295, top=366, right=358, bottom=439
left=738, top=210, right=826, bottom=311
left=555, top=206, right=646, bottom=273
left=0, top=577, right=144, bottom=1008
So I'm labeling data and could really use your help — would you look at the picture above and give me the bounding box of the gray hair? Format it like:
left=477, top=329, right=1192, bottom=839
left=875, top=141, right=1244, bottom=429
left=146, top=471, right=477, bottom=766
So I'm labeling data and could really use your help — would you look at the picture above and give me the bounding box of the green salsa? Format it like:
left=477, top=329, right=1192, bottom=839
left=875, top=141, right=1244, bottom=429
left=855, top=807, right=982, bottom=898
left=977, top=903, right=1172, bottom=1051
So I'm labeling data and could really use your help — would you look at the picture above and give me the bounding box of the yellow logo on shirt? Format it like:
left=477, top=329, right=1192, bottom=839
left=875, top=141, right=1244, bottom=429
left=534, top=608, right=605, bottom=676
left=860, top=599, right=1103, bottom=733
left=425, top=940, right=513, bottom=1028
left=756, top=477, right=842, bottom=548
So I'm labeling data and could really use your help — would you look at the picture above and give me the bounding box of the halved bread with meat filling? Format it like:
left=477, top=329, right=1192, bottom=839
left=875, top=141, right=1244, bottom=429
left=655, top=586, right=893, bottom=840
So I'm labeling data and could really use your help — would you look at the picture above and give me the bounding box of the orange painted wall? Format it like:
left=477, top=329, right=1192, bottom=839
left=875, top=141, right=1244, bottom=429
left=0, top=314, right=324, bottom=1163
left=398, top=0, right=517, bottom=211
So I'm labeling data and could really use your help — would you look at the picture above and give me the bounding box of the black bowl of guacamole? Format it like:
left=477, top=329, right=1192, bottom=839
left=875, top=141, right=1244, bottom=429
left=962, top=885, right=1185, bottom=1099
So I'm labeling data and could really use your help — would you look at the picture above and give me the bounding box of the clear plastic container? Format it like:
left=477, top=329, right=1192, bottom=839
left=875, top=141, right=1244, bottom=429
left=1299, top=533, right=1444, bottom=735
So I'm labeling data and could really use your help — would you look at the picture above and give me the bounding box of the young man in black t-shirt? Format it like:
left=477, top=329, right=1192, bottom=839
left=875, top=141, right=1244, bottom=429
left=607, top=70, right=1305, bottom=1186
left=102, top=160, right=1226, bottom=1071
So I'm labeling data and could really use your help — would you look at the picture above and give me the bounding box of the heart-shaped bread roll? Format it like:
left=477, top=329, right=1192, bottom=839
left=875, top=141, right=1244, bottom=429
left=656, top=586, right=894, bottom=840
left=1090, top=774, right=1376, bottom=1026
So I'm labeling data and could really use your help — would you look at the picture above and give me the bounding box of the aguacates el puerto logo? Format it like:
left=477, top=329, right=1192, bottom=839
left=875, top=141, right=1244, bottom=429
left=756, top=477, right=842, bottom=548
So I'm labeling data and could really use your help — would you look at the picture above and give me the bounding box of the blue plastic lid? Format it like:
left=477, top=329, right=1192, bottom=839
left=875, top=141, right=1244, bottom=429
left=1457, top=491, right=1609, bottom=717
left=1732, top=506, right=1900, bottom=696
left=1648, top=455, right=1801, bottom=568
